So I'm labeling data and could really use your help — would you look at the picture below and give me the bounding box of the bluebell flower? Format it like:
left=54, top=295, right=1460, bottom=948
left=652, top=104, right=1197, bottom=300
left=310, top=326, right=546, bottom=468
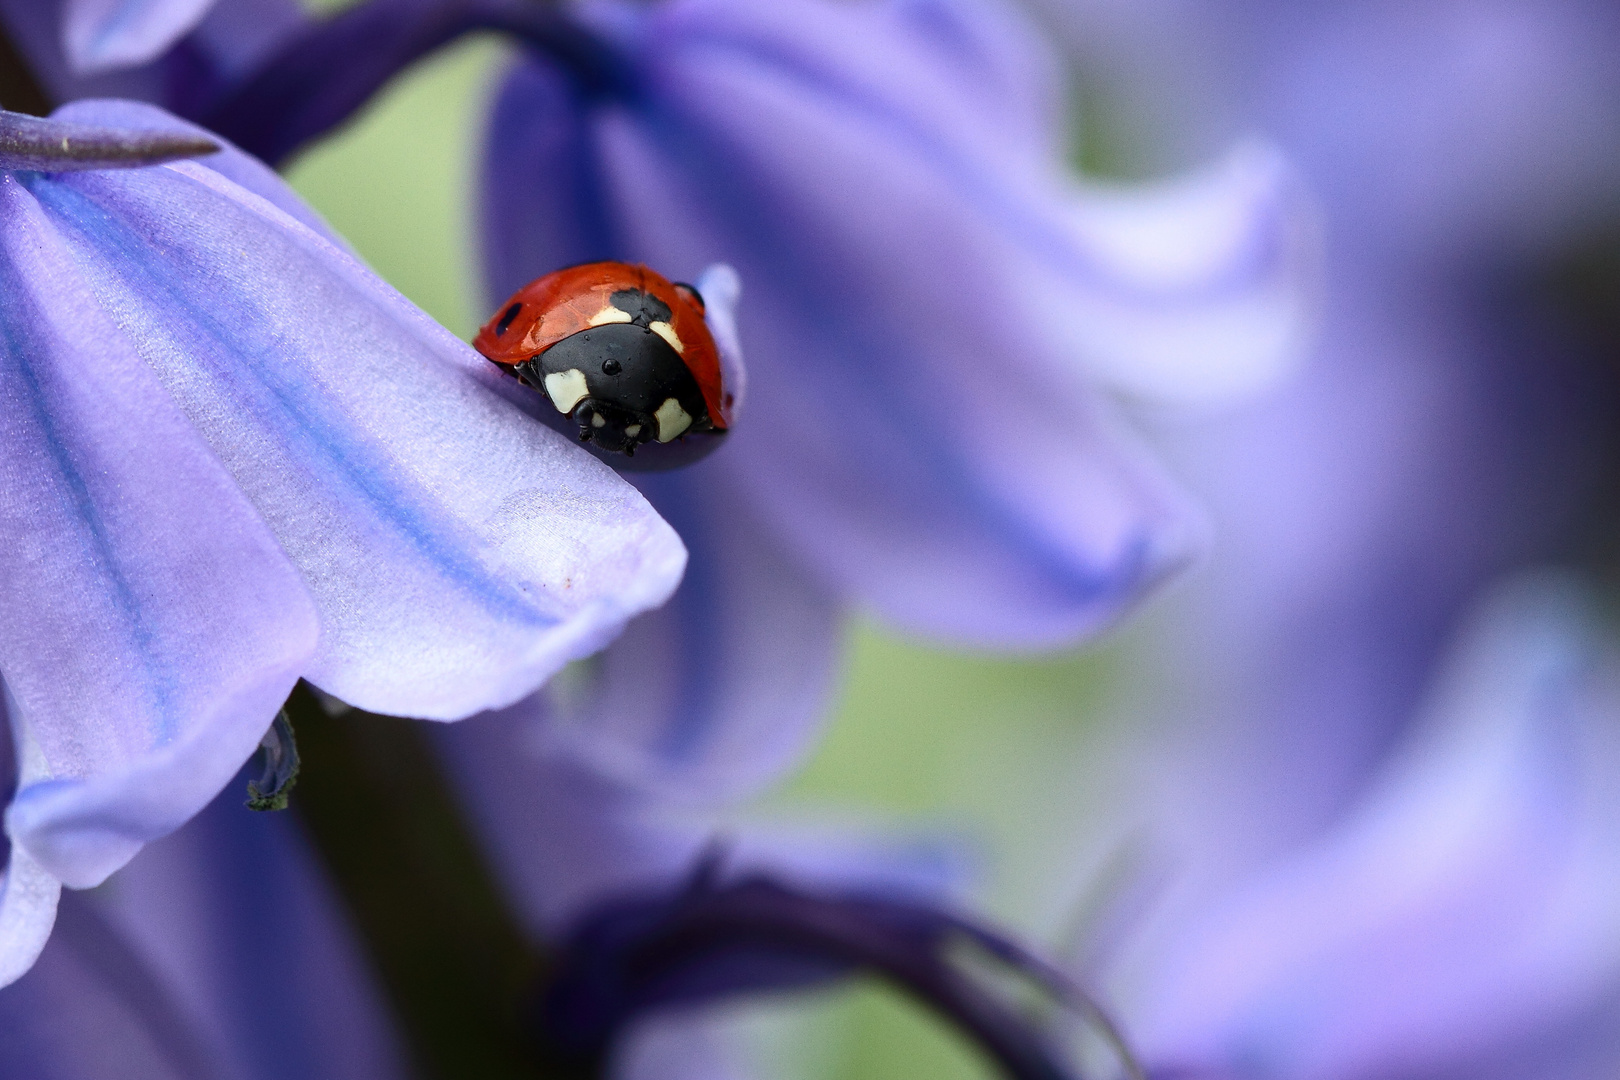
left=472, top=0, right=1316, bottom=799
left=0, top=0, right=305, bottom=109
left=1016, top=4, right=1620, bottom=1076
left=0, top=100, right=686, bottom=988
left=0, top=748, right=410, bottom=1080
left=9, top=0, right=1316, bottom=796
left=57, top=0, right=225, bottom=76
left=1029, top=0, right=1620, bottom=849
left=1121, top=576, right=1620, bottom=1080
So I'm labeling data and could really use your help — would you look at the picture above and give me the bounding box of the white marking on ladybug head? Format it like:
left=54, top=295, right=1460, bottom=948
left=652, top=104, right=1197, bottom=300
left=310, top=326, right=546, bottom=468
left=649, top=320, right=685, bottom=353
left=588, top=306, right=633, bottom=328
left=591, top=413, right=606, bottom=428
left=625, top=424, right=642, bottom=438
left=543, top=369, right=589, bottom=413
left=654, top=398, right=693, bottom=442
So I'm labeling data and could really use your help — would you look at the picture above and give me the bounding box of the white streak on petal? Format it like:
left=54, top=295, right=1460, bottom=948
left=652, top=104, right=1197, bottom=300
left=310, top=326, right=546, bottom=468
left=694, top=264, right=746, bottom=419
left=1048, top=142, right=1321, bottom=405
left=0, top=708, right=61, bottom=989
left=0, top=844, right=61, bottom=989
left=63, top=0, right=218, bottom=75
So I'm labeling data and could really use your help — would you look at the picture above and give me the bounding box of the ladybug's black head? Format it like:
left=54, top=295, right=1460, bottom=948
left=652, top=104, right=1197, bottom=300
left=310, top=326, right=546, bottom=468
left=517, top=320, right=714, bottom=460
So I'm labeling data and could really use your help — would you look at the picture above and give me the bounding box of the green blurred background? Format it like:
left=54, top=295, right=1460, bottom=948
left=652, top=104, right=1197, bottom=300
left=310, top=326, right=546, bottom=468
left=285, top=37, right=1133, bottom=1080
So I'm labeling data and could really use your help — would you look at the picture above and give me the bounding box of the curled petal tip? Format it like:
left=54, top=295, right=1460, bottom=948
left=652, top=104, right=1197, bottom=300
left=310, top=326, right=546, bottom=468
left=0, top=109, right=219, bottom=173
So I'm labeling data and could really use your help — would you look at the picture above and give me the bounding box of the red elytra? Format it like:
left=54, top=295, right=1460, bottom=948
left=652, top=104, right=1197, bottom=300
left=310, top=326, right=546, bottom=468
left=474, top=261, right=730, bottom=430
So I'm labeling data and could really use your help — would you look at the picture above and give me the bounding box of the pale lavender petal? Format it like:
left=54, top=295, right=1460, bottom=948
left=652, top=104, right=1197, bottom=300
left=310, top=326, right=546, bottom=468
left=436, top=727, right=712, bottom=937
left=484, top=0, right=1314, bottom=646
left=63, top=0, right=217, bottom=75
left=30, top=157, right=686, bottom=719
left=98, top=779, right=410, bottom=1080
left=592, top=107, right=1204, bottom=645
left=52, top=98, right=340, bottom=240
left=0, top=173, right=318, bottom=906
left=887, top=0, right=1065, bottom=161
left=695, top=262, right=746, bottom=417
left=0, top=845, right=60, bottom=990
left=0, top=891, right=232, bottom=1080
left=1135, top=575, right=1620, bottom=1080
left=532, top=459, right=843, bottom=802
left=0, top=0, right=306, bottom=106
left=1045, top=142, right=1317, bottom=404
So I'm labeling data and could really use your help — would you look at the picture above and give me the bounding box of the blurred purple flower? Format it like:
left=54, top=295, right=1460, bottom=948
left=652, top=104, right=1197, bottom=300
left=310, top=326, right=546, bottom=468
left=0, top=0, right=305, bottom=108
left=1015, top=2, right=1620, bottom=1077
left=0, top=747, right=410, bottom=1080
left=59, top=0, right=221, bottom=75
left=1125, top=576, right=1620, bottom=1080
left=1026, top=0, right=1620, bottom=883
left=477, top=0, right=1316, bottom=800
left=0, top=100, right=685, bottom=987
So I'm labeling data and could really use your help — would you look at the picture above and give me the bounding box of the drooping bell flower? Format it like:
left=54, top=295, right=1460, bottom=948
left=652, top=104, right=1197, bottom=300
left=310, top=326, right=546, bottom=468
left=1123, top=575, right=1620, bottom=1080
left=0, top=100, right=686, bottom=988
left=0, top=764, right=411, bottom=1080
left=9, top=0, right=1318, bottom=801
left=0, top=0, right=306, bottom=112
left=471, top=0, right=1316, bottom=801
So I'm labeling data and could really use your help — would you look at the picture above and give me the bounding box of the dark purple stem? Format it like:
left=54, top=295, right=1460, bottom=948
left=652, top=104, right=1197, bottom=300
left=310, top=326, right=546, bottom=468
left=193, top=0, right=631, bottom=168
left=535, top=868, right=1140, bottom=1080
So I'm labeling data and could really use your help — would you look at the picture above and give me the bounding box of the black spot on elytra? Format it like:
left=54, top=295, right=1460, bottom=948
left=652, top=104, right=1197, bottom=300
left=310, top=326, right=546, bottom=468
left=496, top=303, right=523, bottom=336
left=609, top=288, right=672, bottom=328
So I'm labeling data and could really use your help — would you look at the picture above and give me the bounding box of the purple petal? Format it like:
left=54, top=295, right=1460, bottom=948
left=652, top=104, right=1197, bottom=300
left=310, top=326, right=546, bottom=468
left=0, top=844, right=60, bottom=990
left=26, top=154, right=686, bottom=720
left=0, top=0, right=307, bottom=106
left=0, top=172, right=319, bottom=903
left=530, top=458, right=843, bottom=802
left=62, top=0, right=218, bottom=75
left=1042, top=143, right=1317, bottom=404
left=0, top=890, right=229, bottom=1080
left=484, top=0, right=1312, bottom=646
left=1135, top=575, right=1620, bottom=1080
left=96, top=779, right=410, bottom=1080
left=52, top=98, right=340, bottom=240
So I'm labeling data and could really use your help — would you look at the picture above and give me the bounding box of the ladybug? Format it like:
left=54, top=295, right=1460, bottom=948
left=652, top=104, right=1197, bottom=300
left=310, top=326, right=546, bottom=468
left=475, top=262, right=733, bottom=465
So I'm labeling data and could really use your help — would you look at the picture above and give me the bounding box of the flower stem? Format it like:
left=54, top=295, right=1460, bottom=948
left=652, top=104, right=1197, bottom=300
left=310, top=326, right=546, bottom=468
left=280, top=681, right=559, bottom=1080
left=194, top=0, right=631, bottom=168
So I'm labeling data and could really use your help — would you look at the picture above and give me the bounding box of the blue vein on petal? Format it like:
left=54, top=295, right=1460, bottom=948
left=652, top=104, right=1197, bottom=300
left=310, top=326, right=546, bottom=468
left=25, top=173, right=553, bottom=631
left=642, top=476, right=723, bottom=766
left=622, top=101, right=1164, bottom=621
left=0, top=200, right=177, bottom=743
left=484, top=63, right=1162, bottom=625
left=668, top=29, right=1287, bottom=308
